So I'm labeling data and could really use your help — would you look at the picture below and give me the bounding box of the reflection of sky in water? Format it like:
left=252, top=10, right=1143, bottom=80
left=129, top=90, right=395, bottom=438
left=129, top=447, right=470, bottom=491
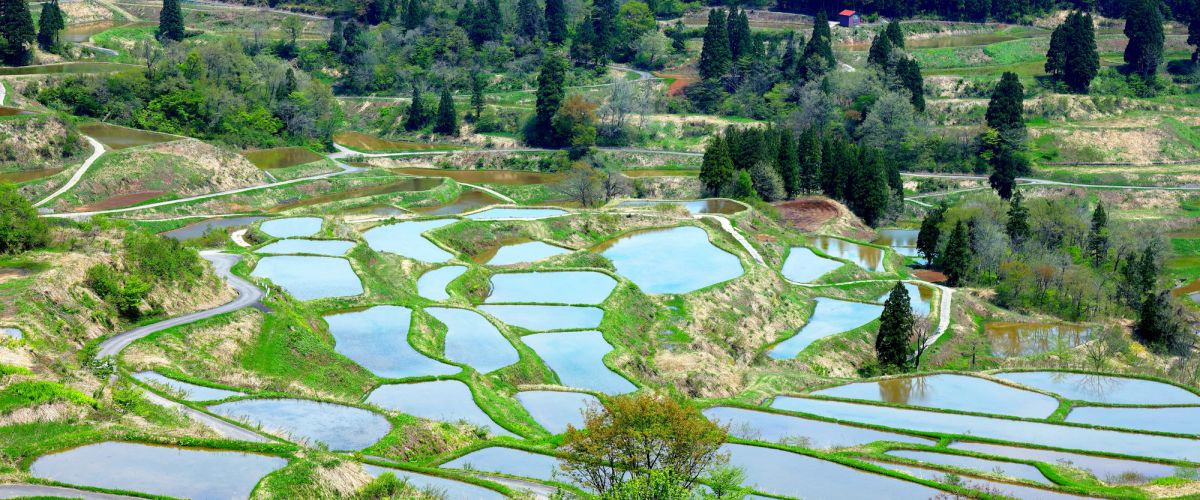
left=997, top=371, right=1200, bottom=405
left=813, top=374, right=1058, bottom=418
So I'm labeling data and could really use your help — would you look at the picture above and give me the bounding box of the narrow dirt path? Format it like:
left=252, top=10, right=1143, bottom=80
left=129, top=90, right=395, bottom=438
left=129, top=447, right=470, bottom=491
left=33, top=135, right=105, bottom=208
left=696, top=213, right=765, bottom=266
left=142, top=391, right=271, bottom=442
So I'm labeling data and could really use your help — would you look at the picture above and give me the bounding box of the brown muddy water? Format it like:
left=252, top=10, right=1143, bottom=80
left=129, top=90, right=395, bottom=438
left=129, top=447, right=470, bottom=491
left=334, top=131, right=462, bottom=152
left=79, top=122, right=176, bottom=150
left=242, top=147, right=325, bottom=169
left=984, top=322, right=1092, bottom=357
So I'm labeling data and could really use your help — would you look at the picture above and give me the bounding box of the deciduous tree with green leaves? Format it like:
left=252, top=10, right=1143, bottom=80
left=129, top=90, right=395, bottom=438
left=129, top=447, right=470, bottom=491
left=0, top=184, right=48, bottom=254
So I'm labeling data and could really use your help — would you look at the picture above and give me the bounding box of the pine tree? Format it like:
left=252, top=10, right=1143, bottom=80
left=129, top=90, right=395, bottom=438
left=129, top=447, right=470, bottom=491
left=276, top=67, right=297, bottom=100
left=531, top=52, right=566, bottom=146
left=987, top=142, right=1025, bottom=200
left=799, top=10, right=835, bottom=80
left=545, top=0, right=566, bottom=44
left=404, top=0, right=425, bottom=29
left=517, top=0, right=545, bottom=41
left=1086, top=202, right=1109, bottom=266
left=1005, top=190, right=1030, bottom=246
left=1064, top=12, right=1099, bottom=92
left=405, top=83, right=429, bottom=131
left=876, top=282, right=914, bottom=370
left=328, top=18, right=345, bottom=53
left=917, top=203, right=945, bottom=263
left=570, top=13, right=597, bottom=65
left=434, top=86, right=458, bottom=135
left=591, top=0, right=618, bottom=64
left=728, top=7, right=752, bottom=61
left=36, top=0, right=64, bottom=52
left=471, top=73, right=485, bottom=120
left=986, top=72, right=1025, bottom=142
left=1045, top=16, right=1069, bottom=77
left=867, top=31, right=893, bottom=68
left=0, top=0, right=36, bottom=65
left=1190, top=1, right=1200, bottom=63
left=853, top=150, right=892, bottom=226
left=698, top=9, right=731, bottom=80
left=158, top=0, right=186, bottom=42
left=780, top=32, right=799, bottom=79
left=897, top=57, right=925, bottom=112
left=941, top=220, right=972, bottom=287
left=777, top=130, right=800, bottom=197
left=700, top=136, right=734, bottom=195
left=1133, top=291, right=1186, bottom=353
left=797, top=127, right=822, bottom=194
left=1124, top=0, right=1164, bottom=81
left=366, top=0, right=387, bottom=24
left=884, top=21, right=904, bottom=49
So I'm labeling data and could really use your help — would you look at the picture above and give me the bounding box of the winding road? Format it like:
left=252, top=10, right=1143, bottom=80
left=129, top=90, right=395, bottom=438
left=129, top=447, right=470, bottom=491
left=33, top=136, right=105, bottom=208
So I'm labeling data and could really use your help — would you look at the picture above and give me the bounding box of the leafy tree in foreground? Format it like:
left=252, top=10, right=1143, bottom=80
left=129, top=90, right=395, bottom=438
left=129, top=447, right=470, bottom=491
left=158, top=0, right=186, bottom=42
left=0, top=0, right=35, bottom=65
left=560, top=393, right=729, bottom=495
left=0, top=184, right=48, bottom=254
left=1124, top=0, right=1164, bottom=81
left=698, top=9, right=731, bottom=81
left=876, top=282, right=914, bottom=370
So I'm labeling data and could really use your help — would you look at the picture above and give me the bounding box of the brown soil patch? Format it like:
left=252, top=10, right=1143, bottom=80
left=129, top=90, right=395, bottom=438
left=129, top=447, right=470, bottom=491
left=74, top=190, right=164, bottom=212
left=775, top=198, right=840, bottom=232
left=912, top=269, right=948, bottom=282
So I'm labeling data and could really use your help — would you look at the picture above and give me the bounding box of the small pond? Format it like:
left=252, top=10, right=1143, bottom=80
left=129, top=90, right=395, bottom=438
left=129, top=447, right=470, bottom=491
left=466, top=207, right=569, bottom=220
left=0, top=167, right=64, bottom=184
left=363, top=464, right=505, bottom=500
left=259, top=217, right=323, bottom=238
left=813, top=236, right=885, bottom=272
left=427, top=307, right=519, bottom=373
left=79, top=122, right=175, bottom=150
left=416, top=265, right=466, bottom=301
left=256, top=238, right=355, bottom=256
left=30, top=442, right=286, bottom=499
left=515, top=391, right=599, bottom=434
left=441, top=447, right=564, bottom=483
left=1, top=327, right=22, bottom=340
left=723, top=443, right=942, bottom=499
left=362, top=218, right=457, bottom=262
left=1066, top=406, right=1199, bottom=435
left=392, top=167, right=560, bottom=185
left=614, top=199, right=746, bottom=215
left=703, top=406, right=932, bottom=448
left=480, top=304, right=604, bottom=331
left=413, top=189, right=503, bottom=215
left=243, top=147, right=325, bottom=169
left=335, top=131, right=460, bottom=151
left=873, top=228, right=923, bottom=262
left=209, top=398, right=390, bottom=450
left=767, top=298, right=883, bottom=359
left=770, top=397, right=1200, bottom=462
left=985, top=323, right=1092, bottom=357
left=948, top=441, right=1182, bottom=484
left=811, top=374, right=1058, bottom=419
left=523, top=330, right=635, bottom=395
left=478, top=240, right=570, bottom=265
left=250, top=255, right=362, bottom=301
left=62, top=21, right=118, bottom=42
left=597, top=226, right=744, bottom=294
left=324, top=306, right=458, bottom=378
left=781, top=247, right=845, bottom=283
left=886, top=449, right=1051, bottom=484
left=863, top=459, right=1088, bottom=500
left=162, top=216, right=265, bottom=240
left=485, top=271, right=617, bottom=305
left=366, top=380, right=512, bottom=436
left=995, top=372, right=1200, bottom=405
left=132, top=371, right=241, bottom=401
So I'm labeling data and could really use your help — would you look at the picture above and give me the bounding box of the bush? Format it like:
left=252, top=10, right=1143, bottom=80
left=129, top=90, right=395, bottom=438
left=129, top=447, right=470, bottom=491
left=0, top=184, right=49, bottom=254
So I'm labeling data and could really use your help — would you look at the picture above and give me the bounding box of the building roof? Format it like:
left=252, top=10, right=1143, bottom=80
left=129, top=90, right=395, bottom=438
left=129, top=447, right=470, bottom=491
left=838, top=9, right=857, bottom=15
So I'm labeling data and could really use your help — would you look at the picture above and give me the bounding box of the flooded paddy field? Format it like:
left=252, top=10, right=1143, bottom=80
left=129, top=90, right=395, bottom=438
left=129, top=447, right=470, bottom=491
left=985, top=323, right=1093, bottom=357
left=811, top=374, right=1059, bottom=418
left=596, top=226, right=744, bottom=294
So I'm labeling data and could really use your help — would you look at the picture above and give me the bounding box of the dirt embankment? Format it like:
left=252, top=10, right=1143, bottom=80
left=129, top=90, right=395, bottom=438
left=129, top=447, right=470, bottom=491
left=56, top=138, right=271, bottom=211
left=60, top=0, right=116, bottom=24
left=0, top=116, right=88, bottom=171
left=775, top=196, right=871, bottom=238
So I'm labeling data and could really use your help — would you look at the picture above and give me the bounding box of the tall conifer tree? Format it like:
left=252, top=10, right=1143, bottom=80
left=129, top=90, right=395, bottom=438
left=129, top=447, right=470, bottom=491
left=1124, top=0, right=1164, bottom=80
left=876, top=282, right=914, bottom=370
left=158, top=0, right=185, bottom=42
left=0, top=0, right=37, bottom=64
left=698, top=9, right=731, bottom=80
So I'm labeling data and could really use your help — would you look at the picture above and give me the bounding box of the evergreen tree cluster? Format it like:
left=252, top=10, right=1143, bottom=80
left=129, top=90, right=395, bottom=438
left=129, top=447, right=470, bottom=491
left=867, top=22, right=925, bottom=112
left=1046, top=11, right=1099, bottom=93
left=700, top=126, right=900, bottom=225
left=1124, top=0, right=1165, bottom=81
left=778, top=0, right=1059, bottom=23
left=0, top=0, right=36, bottom=65
left=37, top=0, right=66, bottom=54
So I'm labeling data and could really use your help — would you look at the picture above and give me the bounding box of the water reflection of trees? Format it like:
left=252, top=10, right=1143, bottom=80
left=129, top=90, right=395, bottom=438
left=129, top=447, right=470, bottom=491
left=878, top=377, right=929, bottom=405
left=1051, top=371, right=1122, bottom=401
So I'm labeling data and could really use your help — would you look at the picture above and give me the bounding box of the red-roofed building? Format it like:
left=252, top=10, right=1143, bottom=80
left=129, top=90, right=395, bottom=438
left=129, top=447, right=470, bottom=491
left=838, top=9, right=860, bottom=27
